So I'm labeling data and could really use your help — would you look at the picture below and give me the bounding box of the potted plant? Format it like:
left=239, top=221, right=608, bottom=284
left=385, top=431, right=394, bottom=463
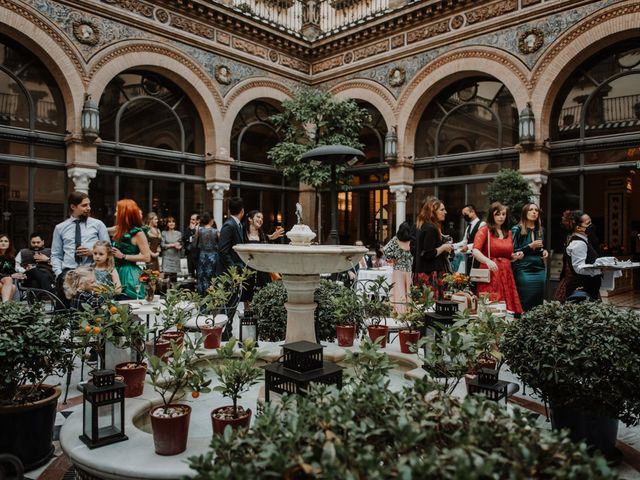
left=147, top=334, right=211, bottom=455
left=138, top=268, right=160, bottom=302
left=148, top=286, right=200, bottom=357
left=330, top=287, right=364, bottom=347
left=200, top=267, right=254, bottom=348
left=211, top=337, right=263, bottom=435
left=109, top=301, right=148, bottom=397
left=502, top=301, right=640, bottom=460
left=0, top=302, right=73, bottom=470
left=360, top=276, right=393, bottom=347
left=396, top=284, right=434, bottom=354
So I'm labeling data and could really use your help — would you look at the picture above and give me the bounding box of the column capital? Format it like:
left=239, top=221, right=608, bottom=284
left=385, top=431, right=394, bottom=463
left=389, top=184, right=413, bottom=201
left=206, top=182, right=230, bottom=196
left=67, top=167, right=97, bottom=194
left=523, top=173, right=548, bottom=204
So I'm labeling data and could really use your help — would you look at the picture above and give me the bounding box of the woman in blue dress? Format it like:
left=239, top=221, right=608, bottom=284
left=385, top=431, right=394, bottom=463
left=511, top=203, right=548, bottom=312
left=111, top=199, right=151, bottom=299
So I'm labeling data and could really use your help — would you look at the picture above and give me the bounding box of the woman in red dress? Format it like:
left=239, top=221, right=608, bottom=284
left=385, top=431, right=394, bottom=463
left=472, top=202, right=523, bottom=315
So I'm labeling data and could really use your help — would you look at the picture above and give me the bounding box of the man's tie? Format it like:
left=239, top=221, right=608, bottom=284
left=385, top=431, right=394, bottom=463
left=74, top=219, right=82, bottom=265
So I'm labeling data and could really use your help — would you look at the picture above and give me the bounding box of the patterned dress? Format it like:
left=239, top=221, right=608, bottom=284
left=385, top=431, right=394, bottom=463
left=196, top=226, right=219, bottom=296
left=473, top=226, right=522, bottom=315
left=383, top=236, right=413, bottom=313
left=113, top=227, right=144, bottom=299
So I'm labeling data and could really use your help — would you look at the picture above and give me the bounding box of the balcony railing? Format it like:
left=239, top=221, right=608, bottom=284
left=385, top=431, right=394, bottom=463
left=0, top=92, right=59, bottom=126
left=559, top=93, right=640, bottom=129
left=214, top=0, right=397, bottom=38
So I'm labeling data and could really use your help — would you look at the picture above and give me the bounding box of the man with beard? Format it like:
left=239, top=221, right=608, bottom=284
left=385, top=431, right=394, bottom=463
left=15, top=232, right=55, bottom=291
left=51, top=191, right=110, bottom=299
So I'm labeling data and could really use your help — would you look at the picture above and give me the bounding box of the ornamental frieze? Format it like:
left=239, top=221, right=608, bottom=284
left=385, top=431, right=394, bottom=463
left=406, top=20, right=449, bottom=44
left=279, top=54, right=309, bottom=74
left=170, top=14, right=215, bottom=40
left=466, top=0, right=517, bottom=25
left=233, top=38, right=270, bottom=60
left=353, top=40, right=389, bottom=62
left=102, top=0, right=153, bottom=18
left=313, top=55, right=343, bottom=74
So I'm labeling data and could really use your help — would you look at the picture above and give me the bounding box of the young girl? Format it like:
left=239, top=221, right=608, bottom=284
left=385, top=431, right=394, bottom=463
left=63, top=266, right=105, bottom=311
left=92, top=240, right=122, bottom=295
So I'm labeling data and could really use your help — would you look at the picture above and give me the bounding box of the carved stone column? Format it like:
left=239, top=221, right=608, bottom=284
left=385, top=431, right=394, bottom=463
left=67, top=167, right=97, bottom=194
left=389, top=184, right=413, bottom=230
left=207, top=182, right=230, bottom=228
left=523, top=173, right=548, bottom=206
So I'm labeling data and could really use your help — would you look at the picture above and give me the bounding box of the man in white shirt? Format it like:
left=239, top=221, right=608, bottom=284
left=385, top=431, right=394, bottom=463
left=453, top=204, right=485, bottom=275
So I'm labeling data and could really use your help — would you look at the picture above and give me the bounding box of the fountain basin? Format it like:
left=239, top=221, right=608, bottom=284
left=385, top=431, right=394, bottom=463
left=234, top=244, right=367, bottom=275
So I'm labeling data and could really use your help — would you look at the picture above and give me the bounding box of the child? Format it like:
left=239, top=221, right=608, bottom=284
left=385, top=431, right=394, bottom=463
left=63, top=266, right=104, bottom=312
left=92, top=240, right=122, bottom=295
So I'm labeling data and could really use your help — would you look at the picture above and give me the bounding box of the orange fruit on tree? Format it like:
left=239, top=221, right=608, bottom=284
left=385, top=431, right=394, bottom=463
left=83, top=325, right=91, bottom=333
left=109, top=306, right=118, bottom=314
left=191, top=391, right=200, bottom=399
left=93, top=326, right=101, bottom=335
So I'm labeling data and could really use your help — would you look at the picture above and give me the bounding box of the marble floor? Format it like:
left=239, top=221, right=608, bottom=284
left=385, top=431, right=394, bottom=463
left=22, top=290, right=640, bottom=479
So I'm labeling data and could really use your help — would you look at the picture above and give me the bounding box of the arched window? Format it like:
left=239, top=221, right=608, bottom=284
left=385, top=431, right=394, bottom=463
left=551, top=42, right=640, bottom=141
left=0, top=35, right=67, bottom=248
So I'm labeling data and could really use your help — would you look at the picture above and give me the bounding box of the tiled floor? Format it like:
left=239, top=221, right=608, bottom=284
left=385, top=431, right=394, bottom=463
left=25, top=291, right=640, bottom=479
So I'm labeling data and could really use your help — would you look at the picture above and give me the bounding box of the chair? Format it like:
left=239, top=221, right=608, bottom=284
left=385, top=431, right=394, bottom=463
left=0, top=454, right=24, bottom=480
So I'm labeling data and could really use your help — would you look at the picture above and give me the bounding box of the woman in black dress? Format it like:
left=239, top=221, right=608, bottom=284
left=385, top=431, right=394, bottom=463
left=413, top=197, right=453, bottom=289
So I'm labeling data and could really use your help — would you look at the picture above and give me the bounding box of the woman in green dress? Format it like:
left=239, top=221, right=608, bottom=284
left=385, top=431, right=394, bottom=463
left=511, top=203, right=549, bottom=312
left=111, top=199, right=151, bottom=299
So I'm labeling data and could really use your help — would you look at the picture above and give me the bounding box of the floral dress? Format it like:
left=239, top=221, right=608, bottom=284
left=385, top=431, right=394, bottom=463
left=383, top=236, right=413, bottom=313
left=113, top=227, right=144, bottom=299
left=472, top=226, right=522, bottom=315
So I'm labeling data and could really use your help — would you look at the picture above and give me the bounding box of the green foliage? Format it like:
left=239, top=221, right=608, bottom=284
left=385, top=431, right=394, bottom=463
left=360, top=275, right=393, bottom=326
left=213, top=337, right=263, bottom=418
left=502, top=301, right=640, bottom=426
left=396, top=283, right=434, bottom=332
left=253, top=280, right=353, bottom=342
left=0, top=302, right=73, bottom=404
left=188, top=338, right=614, bottom=479
left=267, top=86, right=370, bottom=188
left=485, top=168, right=534, bottom=225
left=147, top=334, right=211, bottom=409
left=202, top=266, right=254, bottom=315
left=157, top=286, right=201, bottom=334
left=329, top=287, right=365, bottom=334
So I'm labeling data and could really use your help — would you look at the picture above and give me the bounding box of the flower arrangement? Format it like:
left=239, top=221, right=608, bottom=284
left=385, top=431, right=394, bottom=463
left=139, top=269, right=160, bottom=285
left=442, top=272, right=471, bottom=292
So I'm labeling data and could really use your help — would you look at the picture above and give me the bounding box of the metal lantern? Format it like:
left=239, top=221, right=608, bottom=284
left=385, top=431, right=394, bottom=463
left=384, top=126, right=398, bottom=163
left=81, top=94, right=100, bottom=140
left=518, top=102, right=535, bottom=150
left=79, top=370, right=128, bottom=449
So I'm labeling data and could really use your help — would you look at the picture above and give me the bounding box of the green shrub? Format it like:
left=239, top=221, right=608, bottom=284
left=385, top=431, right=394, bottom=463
left=502, top=301, right=640, bottom=426
left=485, top=168, right=534, bottom=225
left=253, top=280, right=352, bottom=342
left=188, top=340, right=614, bottom=479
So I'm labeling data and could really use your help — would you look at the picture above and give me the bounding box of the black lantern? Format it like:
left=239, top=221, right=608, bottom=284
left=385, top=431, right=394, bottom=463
left=79, top=370, right=128, bottom=449
left=384, top=126, right=398, bottom=163
left=81, top=94, right=100, bottom=140
left=518, top=102, right=535, bottom=150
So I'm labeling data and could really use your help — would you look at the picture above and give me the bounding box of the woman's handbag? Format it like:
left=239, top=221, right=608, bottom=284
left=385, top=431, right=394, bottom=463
left=469, top=231, right=491, bottom=284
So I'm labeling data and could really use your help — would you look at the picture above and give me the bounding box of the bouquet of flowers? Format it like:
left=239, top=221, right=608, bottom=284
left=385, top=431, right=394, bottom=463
left=442, top=272, right=471, bottom=292
left=139, top=269, right=161, bottom=285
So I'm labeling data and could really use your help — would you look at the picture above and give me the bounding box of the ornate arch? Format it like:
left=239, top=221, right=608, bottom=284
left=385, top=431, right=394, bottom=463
left=530, top=1, right=640, bottom=140
left=329, top=79, right=397, bottom=131
left=87, top=41, right=222, bottom=155
left=0, top=1, right=86, bottom=133
left=396, top=47, right=530, bottom=160
left=221, top=78, right=293, bottom=154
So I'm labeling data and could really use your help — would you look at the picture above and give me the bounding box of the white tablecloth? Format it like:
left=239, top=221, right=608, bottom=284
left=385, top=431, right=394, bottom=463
left=355, top=266, right=394, bottom=294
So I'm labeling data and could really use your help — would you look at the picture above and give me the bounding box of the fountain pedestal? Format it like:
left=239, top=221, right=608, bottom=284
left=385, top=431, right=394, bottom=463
left=282, top=274, right=320, bottom=343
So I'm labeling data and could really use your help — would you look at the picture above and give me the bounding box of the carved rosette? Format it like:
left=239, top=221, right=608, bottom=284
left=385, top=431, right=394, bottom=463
left=154, top=8, right=170, bottom=24
left=518, top=28, right=544, bottom=54
left=72, top=20, right=100, bottom=45
left=450, top=15, right=465, bottom=30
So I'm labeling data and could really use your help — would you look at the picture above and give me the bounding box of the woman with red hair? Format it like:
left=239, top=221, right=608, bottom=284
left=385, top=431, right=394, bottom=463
left=414, top=197, right=454, bottom=290
left=112, top=199, right=151, bottom=299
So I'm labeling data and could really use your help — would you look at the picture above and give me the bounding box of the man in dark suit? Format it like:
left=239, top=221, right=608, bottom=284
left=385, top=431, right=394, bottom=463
left=215, top=197, right=245, bottom=339
left=216, top=197, right=245, bottom=276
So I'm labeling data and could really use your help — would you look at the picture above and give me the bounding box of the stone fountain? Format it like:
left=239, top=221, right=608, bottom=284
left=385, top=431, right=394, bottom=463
left=234, top=205, right=367, bottom=343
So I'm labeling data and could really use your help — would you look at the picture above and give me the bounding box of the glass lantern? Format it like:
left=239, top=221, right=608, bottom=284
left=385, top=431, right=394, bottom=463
left=79, top=370, right=128, bottom=449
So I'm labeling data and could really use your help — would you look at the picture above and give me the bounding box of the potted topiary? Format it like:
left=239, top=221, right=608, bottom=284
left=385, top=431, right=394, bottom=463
left=0, top=302, right=73, bottom=470
left=396, top=284, right=434, bottom=354
left=502, top=301, right=640, bottom=461
left=211, top=337, right=263, bottom=435
left=147, top=334, right=211, bottom=455
left=360, top=276, right=393, bottom=347
left=330, top=287, right=364, bottom=347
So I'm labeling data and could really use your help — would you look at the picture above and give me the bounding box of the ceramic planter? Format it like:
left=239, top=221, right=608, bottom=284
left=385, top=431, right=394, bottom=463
left=398, top=330, right=421, bottom=354
left=149, top=404, right=192, bottom=455
left=161, top=330, right=185, bottom=346
left=211, top=406, right=252, bottom=435
left=336, top=325, right=356, bottom=347
left=201, top=324, right=224, bottom=349
left=367, top=325, right=388, bottom=348
left=0, top=385, right=60, bottom=470
left=145, top=338, right=171, bottom=359
left=115, top=362, right=147, bottom=397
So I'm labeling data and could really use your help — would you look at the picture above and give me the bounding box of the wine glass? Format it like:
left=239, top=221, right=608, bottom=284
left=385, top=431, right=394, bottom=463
left=135, top=283, right=141, bottom=300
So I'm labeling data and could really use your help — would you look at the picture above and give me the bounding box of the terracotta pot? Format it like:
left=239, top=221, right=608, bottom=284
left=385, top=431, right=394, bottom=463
left=398, top=330, right=421, bottom=354
left=0, top=385, right=60, bottom=471
left=115, top=362, right=147, bottom=397
left=367, top=325, right=388, bottom=348
left=201, top=324, right=224, bottom=349
left=145, top=338, right=171, bottom=359
left=336, top=325, right=356, bottom=347
left=161, top=331, right=184, bottom=346
left=149, top=404, right=192, bottom=455
left=211, top=406, right=252, bottom=436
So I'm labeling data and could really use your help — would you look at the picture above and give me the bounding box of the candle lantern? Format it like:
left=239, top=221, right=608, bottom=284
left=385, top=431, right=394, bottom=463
left=79, top=370, right=128, bottom=449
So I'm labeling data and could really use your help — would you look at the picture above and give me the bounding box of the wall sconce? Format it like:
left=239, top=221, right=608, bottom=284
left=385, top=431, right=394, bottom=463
left=518, top=102, right=535, bottom=150
left=384, top=126, right=398, bottom=163
left=81, top=94, right=100, bottom=141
